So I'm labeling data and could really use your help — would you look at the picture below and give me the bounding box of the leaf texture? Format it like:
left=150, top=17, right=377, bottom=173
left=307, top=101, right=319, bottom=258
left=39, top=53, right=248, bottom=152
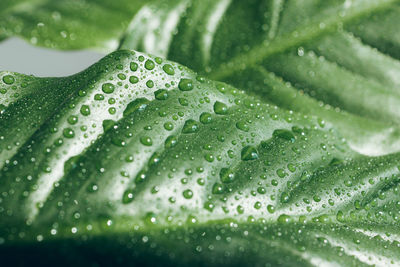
left=1, top=50, right=400, bottom=266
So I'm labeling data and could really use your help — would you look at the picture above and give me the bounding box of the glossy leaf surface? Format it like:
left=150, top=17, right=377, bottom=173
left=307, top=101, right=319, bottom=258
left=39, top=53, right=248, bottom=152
left=1, top=50, right=400, bottom=266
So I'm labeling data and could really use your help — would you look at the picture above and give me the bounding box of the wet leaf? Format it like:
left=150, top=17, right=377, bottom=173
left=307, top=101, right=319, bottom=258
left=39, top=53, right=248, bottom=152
left=1, top=50, right=400, bottom=266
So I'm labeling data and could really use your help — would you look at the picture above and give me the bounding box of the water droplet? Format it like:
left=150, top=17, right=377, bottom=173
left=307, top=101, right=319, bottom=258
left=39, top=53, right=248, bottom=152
left=182, top=119, right=199, bottom=134
left=236, top=121, right=249, bottom=132
left=200, top=112, right=212, bottom=124
left=178, top=78, right=193, bottom=91
left=135, top=171, right=146, bottom=184
left=111, top=137, right=126, bottom=147
left=2, top=75, right=15, bottom=85
left=94, top=94, right=104, bottom=100
left=165, top=135, right=177, bottom=148
left=122, top=189, right=134, bottom=204
left=220, top=168, right=235, bottom=183
left=276, top=168, right=287, bottom=178
left=154, top=89, right=168, bottom=100
left=146, top=80, right=154, bottom=88
left=87, top=183, right=99, bottom=193
left=102, top=120, right=116, bottom=131
left=164, top=122, right=174, bottom=131
left=241, top=146, right=258, bottom=161
left=196, top=75, right=206, bottom=83
left=162, top=64, right=175, bottom=75
left=178, top=97, right=189, bottom=106
left=273, top=129, right=295, bottom=142
left=236, top=205, right=244, bottom=214
left=336, top=211, right=344, bottom=222
left=140, top=136, right=152, bottom=146
left=212, top=183, right=224, bottom=194
left=102, top=83, right=115, bottom=94
left=183, top=189, right=193, bottom=199
left=80, top=105, right=90, bottom=116
left=144, top=212, right=157, bottom=224
left=204, top=201, right=215, bottom=211
left=130, top=62, right=138, bottom=71
left=67, top=115, right=78, bottom=125
left=277, top=214, right=291, bottom=223
left=281, top=192, right=290, bottom=203
left=267, top=205, right=275, bottom=213
left=145, top=59, right=155, bottom=70
left=213, top=101, right=228, bottom=115
left=123, top=98, right=149, bottom=116
left=63, top=128, right=75, bottom=138
left=129, top=76, right=139, bottom=84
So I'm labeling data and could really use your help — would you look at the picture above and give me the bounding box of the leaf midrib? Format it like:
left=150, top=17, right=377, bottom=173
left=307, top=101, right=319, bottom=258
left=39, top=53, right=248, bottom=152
left=209, top=0, right=398, bottom=81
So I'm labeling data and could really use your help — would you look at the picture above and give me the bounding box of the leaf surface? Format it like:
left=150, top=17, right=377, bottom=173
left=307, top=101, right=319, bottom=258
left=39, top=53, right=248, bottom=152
left=3, top=0, right=397, bottom=155
left=1, top=50, right=400, bottom=266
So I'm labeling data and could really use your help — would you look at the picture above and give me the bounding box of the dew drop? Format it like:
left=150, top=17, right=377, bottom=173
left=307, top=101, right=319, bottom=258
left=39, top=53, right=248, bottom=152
left=183, top=189, right=193, bottom=199
left=277, top=214, right=291, bottom=223
left=140, top=136, right=153, bottom=146
left=144, top=59, right=155, bottom=70
left=182, top=119, right=199, bottom=134
left=67, top=115, right=78, bottom=125
left=63, top=128, right=75, bottom=138
left=129, top=76, right=139, bottom=84
left=199, top=112, right=212, bottom=124
left=213, top=101, right=228, bottom=115
left=2, top=75, right=15, bottom=85
left=220, top=168, right=235, bottom=183
left=236, top=121, right=249, bottom=132
left=162, top=64, right=175, bottom=75
left=123, top=98, right=149, bottom=116
left=130, top=62, right=138, bottom=71
left=164, top=122, right=174, bottom=131
left=80, top=105, right=90, bottom=116
left=273, top=129, right=295, bottom=142
left=102, top=83, right=115, bottom=94
left=178, top=78, right=193, bottom=91
left=154, top=89, right=168, bottom=100
left=165, top=135, right=177, bottom=148
left=122, top=189, right=134, bottom=204
left=241, top=146, right=258, bottom=161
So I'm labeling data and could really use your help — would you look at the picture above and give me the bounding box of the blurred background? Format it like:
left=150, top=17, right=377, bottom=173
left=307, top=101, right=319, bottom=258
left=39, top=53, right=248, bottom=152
left=0, top=37, right=104, bottom=77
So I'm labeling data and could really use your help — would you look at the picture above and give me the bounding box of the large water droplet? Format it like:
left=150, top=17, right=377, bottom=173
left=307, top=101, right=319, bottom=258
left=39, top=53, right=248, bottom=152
left=213, top=101, right=228, bottom=115
left=2, top=75, right=15, bottom=85
left=178, top=78, right=193, bottom=91
left=220, top=168, right=235, bottom=183
left=273, top=129, right=295, bottom=142
left=182, top=119, right=199, bottom=134
left=145, top=59, right=155, bottom=70
left=162, top=64, right=175, bottom=75
left=102, top=83, right=115, bottom=94
left=241, top=146, right=258, bottom=161
left=123, top=98, right=149, bottom=116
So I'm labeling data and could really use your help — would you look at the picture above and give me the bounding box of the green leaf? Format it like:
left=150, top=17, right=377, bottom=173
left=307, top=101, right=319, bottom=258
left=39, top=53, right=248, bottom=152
left=3, top=0, right=398, bottom=154
left=0, top=0, right=147, bottom=51
left=120, top=0, right=400, bottom=155
left=1, top=50, right=400, bottom=266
